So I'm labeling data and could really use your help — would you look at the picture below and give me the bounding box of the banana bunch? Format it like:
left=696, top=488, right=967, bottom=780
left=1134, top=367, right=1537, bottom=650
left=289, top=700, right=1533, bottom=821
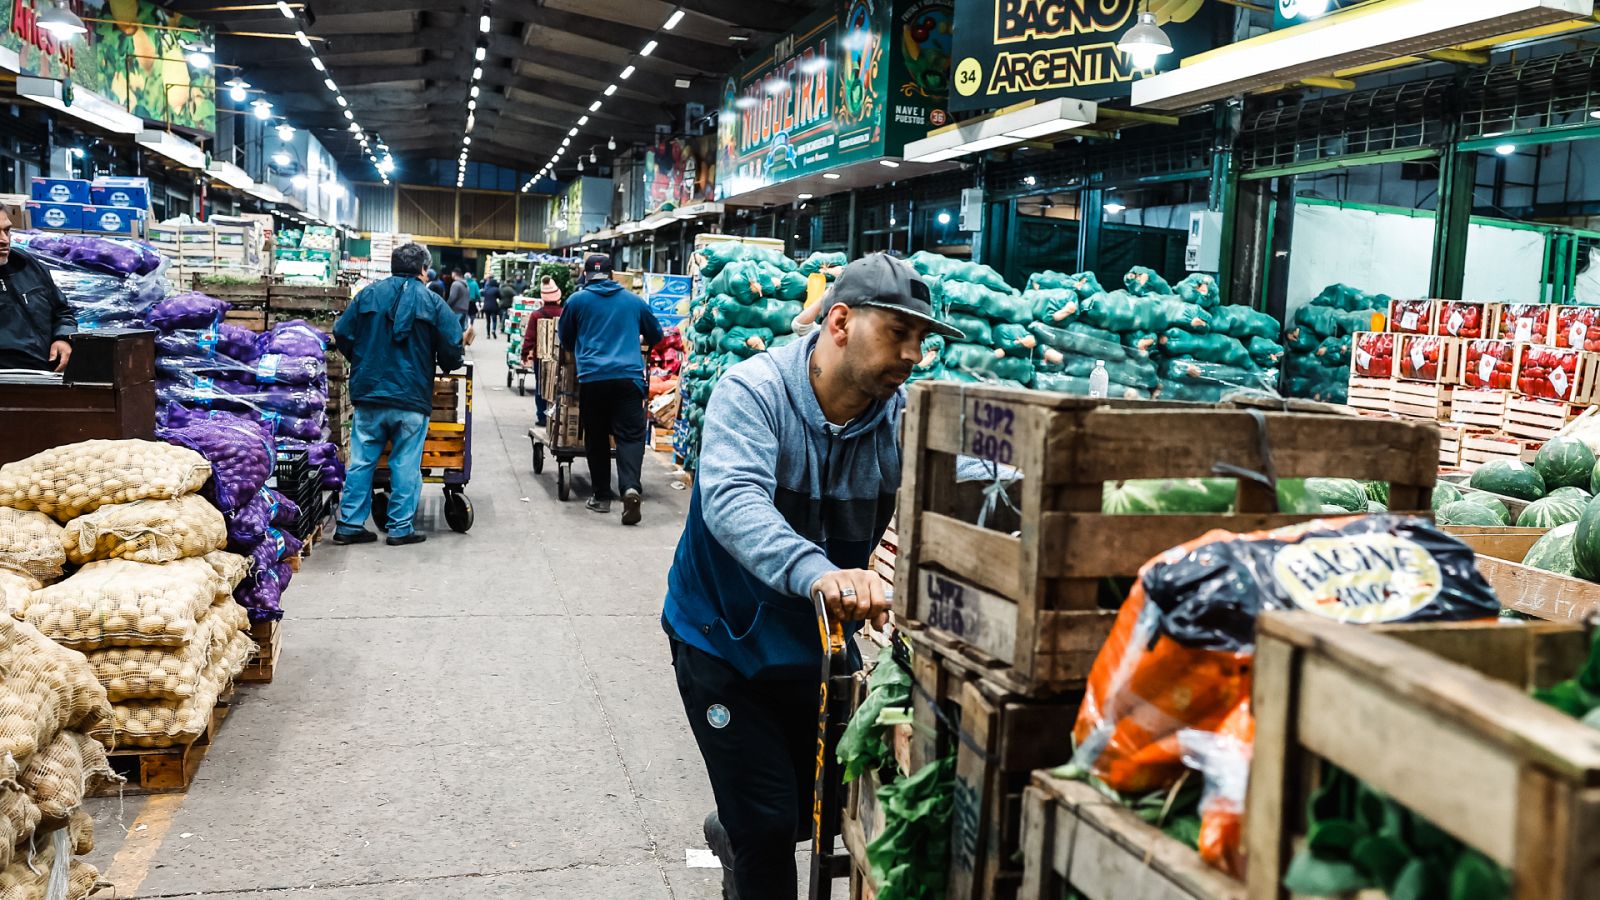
left=1149, top=0, right=1206, bottom=25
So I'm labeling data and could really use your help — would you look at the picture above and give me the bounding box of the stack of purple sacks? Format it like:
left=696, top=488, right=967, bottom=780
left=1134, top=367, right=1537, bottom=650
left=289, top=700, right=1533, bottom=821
left=11, top=231, right=168, bottom=328
left=156, top=412, right=301, bottom=621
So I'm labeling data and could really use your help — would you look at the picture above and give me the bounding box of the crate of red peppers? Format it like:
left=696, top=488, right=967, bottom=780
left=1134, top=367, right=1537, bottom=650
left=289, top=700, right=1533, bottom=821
left=1462, top=339, right=1516, bottom=390
left=1437, top=300, right=1499, bottom=339
left=1387, top=298, right=1437, bottom=335
left=1395, top=334, right=1461, bottom=383
left=1554, top=305, right=1600, bottom=351
left=1500, top=303, right=1553, bottom=344
left=1349, top=331, right=1396, bottom=377
left=1515, top=344, right=1599, bottom=403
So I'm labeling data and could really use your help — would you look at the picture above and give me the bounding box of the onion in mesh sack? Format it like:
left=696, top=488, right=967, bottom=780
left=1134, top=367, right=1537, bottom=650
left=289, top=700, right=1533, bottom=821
left=147, top=292, right=230, bottom=332
left=251, top=353, right=325, bottom=386
left=256, top=319, right=328, bottom=361
left=159, top=416, right=274, bottom=513
left=236, top=561, right=291, bottom=621
left=265, top=489, right=300, bottom=529
left=224, top=491, right=272, bottom=549
left=155, top=327, right=260, bottom=364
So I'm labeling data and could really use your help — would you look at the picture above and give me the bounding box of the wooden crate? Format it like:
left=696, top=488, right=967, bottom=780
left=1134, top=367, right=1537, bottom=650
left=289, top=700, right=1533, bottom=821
left=536, top=317, right=558, bottom=362
left=269, top=283, right=351, bottom=313
left=191, top=276, right=269, bottom=307
left=1475, top=555, right=1600, bottom=623
left=1395, top=333, right=1463, bottom=384
left=95, top=685, right=236, bottom=795
left=1460, top=430, right=1526, bottom=467
left=1020, top=773, right=1246, bottom=900
left=893, top=383, right=1438, bottom=697
left=240, top=619, right=282, bottom=684
left=1438, top=299, right=1501, bottom=340
left=1388, top=378, right=1452, bottom=421
left=421, top=423, right=466, bottom=469
left=223, top=308, right=268, bottom=332
left=1450, top=389, right=1508, bottom=428
left=1513, top=346, right=1600, bottom=405
left=905, top=628, right=1081, bottom=900
left=1439, top=422, right=1463, bottom=467
left=1349, top=332, right=1396, bottom=379
left=1504, top=396, right=1572, bottom=442
left=1344, top=375, right=1391, bottom=414
left=1553, top=305, right=1600, bottom=350
left=1442, top=526, right=1548, bottom=561
left=1245, top=613, right=1600, bottom=900
left=1501, top=302, right=1555, bottom=344
left=1387, top=298, right=1438, bottom=335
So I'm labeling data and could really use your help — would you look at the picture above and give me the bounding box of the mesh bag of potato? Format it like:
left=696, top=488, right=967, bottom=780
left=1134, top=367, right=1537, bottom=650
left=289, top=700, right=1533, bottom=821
left=23, top=557, right=223, bottom=650
left=0, top=828, right=98, bottom=900
left=61, top=495, right=226, bottom=566
left=0, top=618, right=108, bottom=768
left=0, top=789, right=40, bottom=872
left=0, top=573, right=36, bottom=620
left=202, top=550, right=249, bottom=596
left=18, top=731, right=116, bottom=821
left=0, top=439, right=210, bottom=523
left=66, top=809, right=91, bottom=856
left=89, top=601, right=249, bottom=702
left=0, top=511, right=63, bottom=585
left=98, top=630, right=253, bottom=749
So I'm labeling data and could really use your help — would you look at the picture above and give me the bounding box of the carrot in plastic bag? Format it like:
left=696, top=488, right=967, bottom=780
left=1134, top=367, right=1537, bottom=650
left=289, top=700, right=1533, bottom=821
left=1180, top=703, right=1255, bottom=877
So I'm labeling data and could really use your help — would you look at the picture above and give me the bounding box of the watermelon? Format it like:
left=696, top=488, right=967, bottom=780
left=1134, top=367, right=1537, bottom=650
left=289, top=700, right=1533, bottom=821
left=1431, top=483, right=1463, bottom=510
left=1461, top=491, right=1512, bottom=525
left=1305, top=478, right=1369, bottom=513
left=1103, top=478, right=1234, bottom=514
left=1517, top=496, right=1586, bottom=528
left=1363, top=481, right=1390, bottom=506
left=1523, top=521, right=1580, bottom=577
left=1366, top=500, right=1387, bottom=513
left=1437, top=501, right=1507, bottom=526
left=1550, top=486, right=1593, bottom=502
left=1535, top=437, right=1597, bottom=490
left=1574, top=496, right=1600, bottom=580
left=1469, top=459, right=1546, bottom=502
left=1274, top=479, right=1322, bottom=514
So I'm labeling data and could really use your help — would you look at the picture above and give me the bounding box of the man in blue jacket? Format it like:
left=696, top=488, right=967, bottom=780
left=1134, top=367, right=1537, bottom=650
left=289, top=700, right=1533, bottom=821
left=332, top=243, right=465, bottom=546
left=557, top=254, right=662, bottom=524
left=663, top=254, right=966, bottom=899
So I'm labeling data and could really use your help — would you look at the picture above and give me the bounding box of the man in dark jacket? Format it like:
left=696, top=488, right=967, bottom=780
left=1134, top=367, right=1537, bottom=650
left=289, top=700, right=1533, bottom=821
left=447, top=267, right=472, bottom=332
left=557, top=254, right=662, bottom=524
left=482, top=277, right=502, bottom=339
left=0, top=209, right=75, bottom=371
left=332, top=242, right=464, bottom=546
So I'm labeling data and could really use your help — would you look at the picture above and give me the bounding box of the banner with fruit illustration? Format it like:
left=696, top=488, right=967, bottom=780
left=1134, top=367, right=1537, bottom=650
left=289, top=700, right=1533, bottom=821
left=3, top=0, right=216, bottom=134
left=947, top=0, right=1225, bottom=111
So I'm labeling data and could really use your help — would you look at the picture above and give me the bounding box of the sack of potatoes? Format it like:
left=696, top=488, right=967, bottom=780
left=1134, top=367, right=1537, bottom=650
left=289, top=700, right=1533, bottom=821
left=61, top=494, right=226, bottom=566
left=23, top=557, right=224, bottom=650
left=0, top=439, right=210, bottom=523
left=0, top=509, right=64, bottom=585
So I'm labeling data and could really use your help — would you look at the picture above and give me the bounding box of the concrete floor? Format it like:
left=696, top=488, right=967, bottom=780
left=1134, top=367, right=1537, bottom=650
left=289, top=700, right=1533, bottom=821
left=83, top=332, right=825, bottom=898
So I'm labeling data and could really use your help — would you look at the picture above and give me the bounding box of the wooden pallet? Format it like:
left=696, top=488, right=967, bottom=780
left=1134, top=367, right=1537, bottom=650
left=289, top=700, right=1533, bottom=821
left=1246, top=613, right=1600, bottom=900
left=94, top=685, right=236, bottom=795
left=893, top=383, right=1438, bottom=697
left=1021, top=773, right=1246, bottom=900
left=1439, top=422, right=1463, bottom=468
left=1388, top=378, right=1452, bottom=421
left=239, top=619, right=282, bottom=684
left=1504, top=395, right=1573, bottom=442
left=1449, top=389, right=1507, bottom=429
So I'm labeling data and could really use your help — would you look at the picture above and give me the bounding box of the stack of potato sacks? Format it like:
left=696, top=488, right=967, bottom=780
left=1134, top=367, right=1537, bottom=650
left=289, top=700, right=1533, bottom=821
left=905, top=252, right=1036, bottom=387
left=678, top=247, right=844, bottom=471
left=0, top=502, right=122, bottom=895
left=0, top=440, right=255, bottom=761
left=1281, top=284, right=1389, bottom=403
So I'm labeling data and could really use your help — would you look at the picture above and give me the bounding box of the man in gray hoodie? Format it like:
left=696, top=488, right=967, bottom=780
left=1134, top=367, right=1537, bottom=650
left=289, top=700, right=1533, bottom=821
left=446, top=267, right=472, bottom=332
left=663, top=254, right=967, bottom=899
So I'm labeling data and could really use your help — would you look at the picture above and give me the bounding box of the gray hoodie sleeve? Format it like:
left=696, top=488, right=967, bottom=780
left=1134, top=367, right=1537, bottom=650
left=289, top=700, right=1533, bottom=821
left=698, top=372, right=838, bottom=600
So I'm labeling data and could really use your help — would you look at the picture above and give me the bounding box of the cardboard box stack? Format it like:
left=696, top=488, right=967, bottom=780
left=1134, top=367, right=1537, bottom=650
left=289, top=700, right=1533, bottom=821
left=151, top=216, right=268, bottom=282
left=26, top=176, right=150, bottom=236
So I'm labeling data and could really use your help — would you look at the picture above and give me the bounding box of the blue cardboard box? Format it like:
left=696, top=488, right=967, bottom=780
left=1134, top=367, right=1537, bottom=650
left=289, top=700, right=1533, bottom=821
left=29, top=178, right=91, bottom=205
left=82, top=205, right=144, bottom=235
left=26, top=201, right=85, bottom=231
left=91, top=177, right=152, bottom=211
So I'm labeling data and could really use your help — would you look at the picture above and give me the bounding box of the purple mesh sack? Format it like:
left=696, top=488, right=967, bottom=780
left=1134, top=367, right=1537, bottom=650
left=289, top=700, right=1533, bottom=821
left=308, top=442, right=345, bottom=489
left=257, top=320, right=328, bottom=361
left=266, top=489, right=300, bottom=529
left=157, top=353, right=254, bottom=381
left=65, top=236, right=143, bottom=276
left=14, top=232, right=73, bottom=260
left=251, top=353, right=325, bottom=386
left=225, top=491, right=272, bottom=548
left=158, top=415, right=275, bottom=512
left=235, top=562, right=289, bottom=621
left=148, top=292, right=230, bottom=332
left=238, top=386, right=326, bottom=419
left=268, top=411, right=325, bottom=442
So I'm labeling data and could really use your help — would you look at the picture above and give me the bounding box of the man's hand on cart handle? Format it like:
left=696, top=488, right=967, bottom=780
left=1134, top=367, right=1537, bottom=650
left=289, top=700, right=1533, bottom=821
left=811, top=569, right=890, bottom=629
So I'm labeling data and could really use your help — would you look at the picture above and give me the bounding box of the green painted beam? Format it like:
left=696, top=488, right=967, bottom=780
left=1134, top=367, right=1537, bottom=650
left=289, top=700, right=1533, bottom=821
left=1240, top=148, right=1439, bottom=181
left=1459, top=123, right=1600, bottom=153
left=1429, top=146, right=1475, bottom=300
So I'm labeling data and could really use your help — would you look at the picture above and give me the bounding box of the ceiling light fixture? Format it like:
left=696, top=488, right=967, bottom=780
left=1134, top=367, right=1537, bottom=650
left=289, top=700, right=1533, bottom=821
left=664, top=9, right=684, bottom=29
left=604, top=84, right=617, bottom=96
left=578, top=158, right=585, bottom=172
left=336, top=95, right=348, bottom=107
left=620, top=65, right=635, bottom=79
left=468, top=99, right=477, bottom=111
left=225, top=78, right=250, bottom=103
left=276, top=1, right=294, bottom=17
left=797, top=192, right=813, bottom=200
left=185, top=47, right=212, bottom=70
left=348, top=122, right=360, bottom=132
left=475, top=46, right=486, bottom=61
left=589, top=100, right=602, bottom=111
left=37, top=2, right=87, bottom=36
left=568, top=127, right=578, bottom=136
left=641, top=40, right=657, bottom=56
left=470, top=85, right=480, bottom=98
left=472, top=66, right=482, bottom=80
left=1116, top=11, right=1172, bottom=70
left=1496, top=143, right=1517, bottom=156
left=294, top=30, right=310, bottom=48
left=252, top=99, right=273, bottom=120
left=589, top=150, right=597, bottom=163
left=674, top=77, right=692, bottom=89
left=276, top=123, right=294, bottom=140
left=578, top=115, right=589, bottom=126
left=311, top=56, right=325, bottom=71
left=822, top=172, right=841, bottom=180
left=1103, top=199, right=1126, bottom=214
left=323, top=78, right=337, bottom=92
left=291, top=174, right=309, bottom=190
left=608, top=136, right=616, bottom=150
left=728, top=33, right=749, bottom=42
left=879, top=159, right=900, bottom=168
left=344, top=109, right=354, bottom=119
left=479, top=13, right=491, bottom=32
left=272, top=151, right=291, bottom=166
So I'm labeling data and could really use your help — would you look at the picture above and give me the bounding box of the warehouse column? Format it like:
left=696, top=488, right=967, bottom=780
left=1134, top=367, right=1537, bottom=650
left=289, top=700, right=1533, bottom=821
left=1429, top=143, right=1475, bottom=301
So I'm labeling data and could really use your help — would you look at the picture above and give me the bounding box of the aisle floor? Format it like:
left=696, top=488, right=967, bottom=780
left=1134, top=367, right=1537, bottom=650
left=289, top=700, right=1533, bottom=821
left=84, top=333, right=801, bottom=898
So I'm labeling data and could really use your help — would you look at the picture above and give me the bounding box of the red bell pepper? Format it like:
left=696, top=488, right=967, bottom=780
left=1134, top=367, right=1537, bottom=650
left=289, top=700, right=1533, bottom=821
left=1399, top=335, right=1443, bottom=381
left=1516, top=346, right=1580, bottom=400
left=1351, top=332, right=1394, bottom=377
left=1502, top=304, right=1550, bottom=345
left=1555, top=307, right=1600, bottom=352
left=1439, top=301, right=1486, bottom=339
left=1390, top=299, right=1435, bottom=335
left=1464, top=340, right=1515, bottom=390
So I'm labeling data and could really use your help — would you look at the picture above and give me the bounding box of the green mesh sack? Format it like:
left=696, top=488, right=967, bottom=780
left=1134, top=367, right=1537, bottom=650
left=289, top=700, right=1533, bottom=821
left=708, top=259, right=782, bottom=302
left=1124, top=266, right=1174, bottom=297
left=942, top=281, right=1033, bottom=325
left=799, top=252, right=848, bottom=277
left=1026, top=270, right=1075, bottom=292
left=696, top=242, right=749, bottom=279
left=1160, top=329, right=1254, bottom=369
left=1052, top=353, right=1161, bottom=389
left=992, top=324, right=1037, bottom=358
left=1028, top=289, right=1081, bottom=324
left=946, top=313, right=994, bottom=346
left=1175, top=273, right=1221, bottom=309
left=1080, top=291, right=1211, bottom=333
left=1035, top=371, right=1152, bottom=399
left=907, top=250, right=952, bottom=279
left=1206, top=305, right=1281, bottom=341
left=941, top=260, right=1013, bottom=295
left=941, top=341, right=1035, bottom=384
left=1248, top=336, right=1286, bottom=368
left=1124, top=331, right=1160, bottom=355
left=776, top=271, right=810, bottom=303
left=720, top=326, right=774, bottom=357
left=1027, top=321, right=1134, bottom=361
left=1163, top=358, right=1277, bottom=391
left=713, top=296, right=802, bottom=333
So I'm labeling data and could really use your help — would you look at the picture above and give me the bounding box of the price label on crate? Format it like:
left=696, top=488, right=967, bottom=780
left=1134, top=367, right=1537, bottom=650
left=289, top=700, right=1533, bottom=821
left=1409, top=340, right=1427, bottom=374
left=1446, top=309, right=1465, bottom=336
left=964, top=396, right=1019, bottom=465
left=1574, top=321, right=1587, bottom=349
left=1401, top=310, right=1421, bottom=331
left=1479, top=354, right=1495, bottom=385
left=1355, top=348, right=1373, bottom=371
left=1552, top=366, right=1571, bottom=399
left=1516, top=319, right=1534, bottom=342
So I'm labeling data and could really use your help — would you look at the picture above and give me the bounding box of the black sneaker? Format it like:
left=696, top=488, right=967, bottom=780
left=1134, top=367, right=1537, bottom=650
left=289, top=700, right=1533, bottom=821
left=621, top=489, right=642, bottom=526
left=702, top=811, right=738, bottom=900
left=385, top=533, right=427, bottom=546
left=332, top=529, right=378, bottom=545
left=586, top=497, right=612, bottom=514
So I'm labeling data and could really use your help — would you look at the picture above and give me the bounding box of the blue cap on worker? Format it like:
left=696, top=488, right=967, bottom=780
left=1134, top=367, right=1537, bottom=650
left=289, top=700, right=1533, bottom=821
left=583, top=253, right=613, bottom=283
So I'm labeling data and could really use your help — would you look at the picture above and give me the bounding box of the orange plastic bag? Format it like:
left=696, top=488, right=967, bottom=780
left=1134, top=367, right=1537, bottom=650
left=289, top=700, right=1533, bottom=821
left=1181, top=701, right=1254, bottom=877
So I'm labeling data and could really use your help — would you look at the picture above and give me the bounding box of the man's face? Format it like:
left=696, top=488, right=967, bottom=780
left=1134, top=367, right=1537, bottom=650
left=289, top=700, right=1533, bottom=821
left=0, top=210, right=11, bottom=266
left=836, top=306, right=930, bottom=400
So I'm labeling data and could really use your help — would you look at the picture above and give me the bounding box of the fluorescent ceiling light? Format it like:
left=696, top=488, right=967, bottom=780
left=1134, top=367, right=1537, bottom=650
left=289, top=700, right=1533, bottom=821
left=464, top=136, right=472, bottom=145
left=904, top=96, right=1097, bottom=162
left=1496, top=143, right=1517, bottom=155
left=311, top=57, right=325, bottom=71
left=604, top=84, right=617, bottom=96
left=590, top=100, right=602, bottom=111
left=276, top=123, right=294, bottom=140
left=1132, top=0, right=1593, bottom=110
left=186, top=49, right=212, bottom=69
left=468, top=99, right=477, bottom=110
left=479, top=13, right=491, bottom=31
left=620, top=65, right=635, bottom=79
left=578, top=115, right=589, bottom=125
left=641, top=40, right=657, bottom=56
left=675, top=77, right=692, bottom=89
left=323, top=78, right=337, bottom=92
left=822, top=172, right=841, bottom=180
left=797, top=192, right=813, bottom=200
left=472, top=66, right=482, bottom=80
left=137, top=129, right=206, bottom=169
left=664, top=9, right=684, bottom=29
left=568, top=127, right=578, bottom=136
left=252, top=99, right=274, bottom=120
left=344, top=108, right=354, bottom=119
left=1104, top=201, right=1127, bottom=214
left=277, top=1, right=294, bottom=17
left=294, top=30, right=310, bottom=47
left=336, top=95, right=348, bottom=107
left=471, top=85, right=480, bottom=98
left=879, top=159, right=900, bottom=168
left=475, top=46, right=486, bottom=61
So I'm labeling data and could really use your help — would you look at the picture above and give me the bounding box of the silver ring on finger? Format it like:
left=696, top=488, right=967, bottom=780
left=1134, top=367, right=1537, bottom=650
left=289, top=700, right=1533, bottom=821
left=841, top=588, right=857, bottom=598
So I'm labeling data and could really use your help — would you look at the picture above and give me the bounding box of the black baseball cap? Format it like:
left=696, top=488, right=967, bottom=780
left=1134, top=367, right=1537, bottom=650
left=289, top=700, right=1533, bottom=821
left=829, top=253, right=965, bottom=340
left=583, top=253, right=613, bottom=281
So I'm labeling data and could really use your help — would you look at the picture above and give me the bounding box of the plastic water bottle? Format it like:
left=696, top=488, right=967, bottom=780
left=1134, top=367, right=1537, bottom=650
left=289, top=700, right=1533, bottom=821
left=1088, top=360, right=1109, bottom=399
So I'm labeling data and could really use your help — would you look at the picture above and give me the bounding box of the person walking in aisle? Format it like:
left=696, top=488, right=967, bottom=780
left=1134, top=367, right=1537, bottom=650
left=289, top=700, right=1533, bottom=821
left=446, top=267, right=472, bottom=334
left=662, top=253, right=969, bottom=900
left=482, top=277, right=502, bottom=339
left=427, top=268, right=446, bottom=300
left=522, top=275, right=566, bottom=426
left=0, top=207, right=75, bottom=372
left=557, top=254, right=662, bottom=524
left=331, top=242, right=465, bottom=546
left=466, top=270, right=481, bottom=322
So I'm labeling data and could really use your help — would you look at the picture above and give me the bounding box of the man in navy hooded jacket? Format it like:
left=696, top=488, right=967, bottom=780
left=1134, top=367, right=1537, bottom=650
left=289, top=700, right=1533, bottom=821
left=332, top=243, right=463, bottom=546
left=663, top=253, right=967, bottom=899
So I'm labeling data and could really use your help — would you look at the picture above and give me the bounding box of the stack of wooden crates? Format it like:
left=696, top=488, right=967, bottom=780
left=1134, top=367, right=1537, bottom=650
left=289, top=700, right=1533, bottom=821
left=536, top=318, right=581, bottom=448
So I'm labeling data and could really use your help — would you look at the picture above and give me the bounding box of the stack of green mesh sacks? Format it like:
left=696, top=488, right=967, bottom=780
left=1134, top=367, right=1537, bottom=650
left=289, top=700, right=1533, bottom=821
left=906, top=251, right=1035, bottom=388
left=1281, top=284, right=1389, bottom=403
left=677, top=247, right=846, bottom=471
